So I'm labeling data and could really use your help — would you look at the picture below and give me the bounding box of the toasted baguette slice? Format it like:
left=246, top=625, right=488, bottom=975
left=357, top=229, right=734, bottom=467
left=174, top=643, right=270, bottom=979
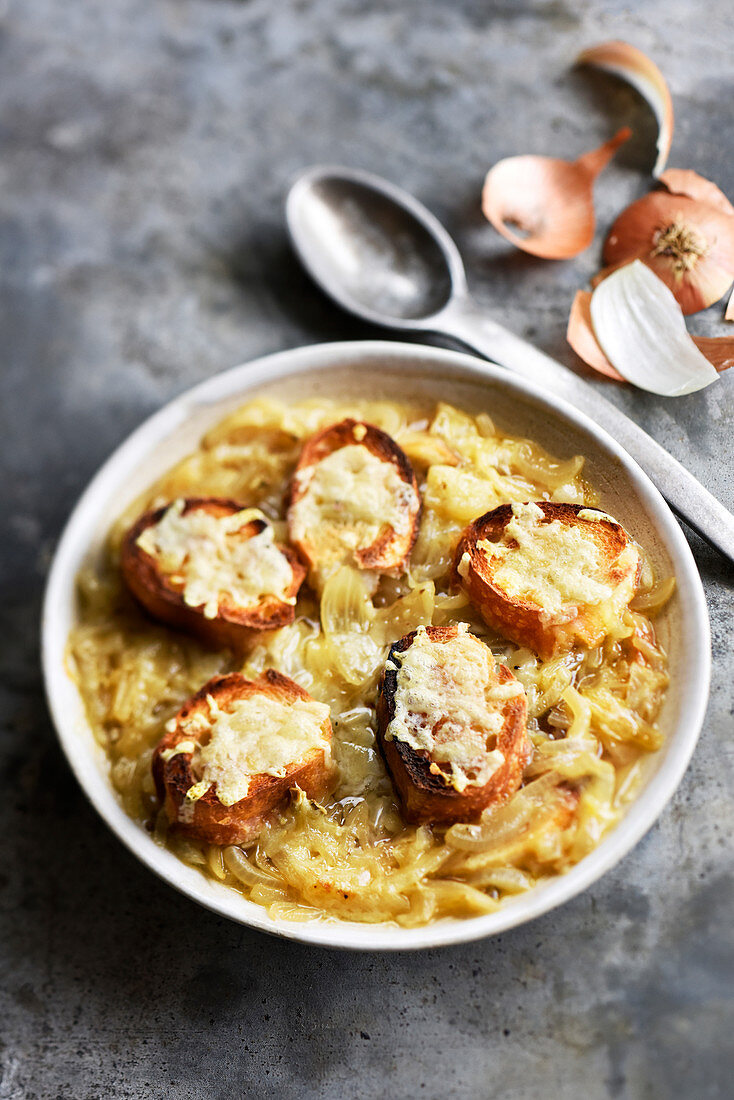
left=121, top=498, right=305, bottom=650
left=287, top=419, right=420, bottom=582
left=452, top=502, right=641, bottom=658
left=153, top=670, right=333, bottom=846
left=376, top=624, right=531, bottom=826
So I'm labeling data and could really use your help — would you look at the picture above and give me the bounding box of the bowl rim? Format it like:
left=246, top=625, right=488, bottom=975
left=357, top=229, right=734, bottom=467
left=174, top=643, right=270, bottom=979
left=41, top=339, right=711, bottom=951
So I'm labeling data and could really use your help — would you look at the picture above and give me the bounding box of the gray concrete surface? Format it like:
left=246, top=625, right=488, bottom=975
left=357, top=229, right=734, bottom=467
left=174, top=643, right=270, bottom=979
left=2, top=1, right=733, bottom=1097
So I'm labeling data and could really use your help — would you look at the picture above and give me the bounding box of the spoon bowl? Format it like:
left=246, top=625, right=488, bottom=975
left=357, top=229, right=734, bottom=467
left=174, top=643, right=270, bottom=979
left=286, top=166, right=465, bottom=326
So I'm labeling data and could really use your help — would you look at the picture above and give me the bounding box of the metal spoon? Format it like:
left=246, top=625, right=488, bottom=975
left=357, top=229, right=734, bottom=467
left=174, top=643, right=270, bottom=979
left=286, top=164, right=734, bottom=564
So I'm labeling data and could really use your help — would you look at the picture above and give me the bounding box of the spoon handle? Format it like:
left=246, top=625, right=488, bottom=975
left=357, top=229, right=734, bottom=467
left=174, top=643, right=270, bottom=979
left=439, top=297, right=734, bottom=565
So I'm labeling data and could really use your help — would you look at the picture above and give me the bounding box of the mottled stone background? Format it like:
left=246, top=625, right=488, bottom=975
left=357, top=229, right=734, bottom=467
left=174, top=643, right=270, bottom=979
left=2, top=1, right=732, bottom=1097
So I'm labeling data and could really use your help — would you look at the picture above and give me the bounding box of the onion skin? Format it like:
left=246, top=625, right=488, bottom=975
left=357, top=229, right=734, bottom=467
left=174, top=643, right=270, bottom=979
left=566, top=291, right=624, bottom=381
left=660, top=169, right=734, bottom=217
left=692, top=337, right=734, bottom=373
left=577, top=40, right=674, bottom=177
left=481, top=128, right=630, bottom=260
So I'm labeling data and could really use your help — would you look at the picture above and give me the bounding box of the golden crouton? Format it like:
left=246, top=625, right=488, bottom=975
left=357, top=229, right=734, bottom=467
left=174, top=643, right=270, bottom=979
left=287, top=419, right=420, bottom=581
left=452, top=502, right=640, bottom=657
left=153, top=670, right=333, bottom=846
left=121, top=498, right=305, bottom=650
left=376, top=624, right=531, bottom=825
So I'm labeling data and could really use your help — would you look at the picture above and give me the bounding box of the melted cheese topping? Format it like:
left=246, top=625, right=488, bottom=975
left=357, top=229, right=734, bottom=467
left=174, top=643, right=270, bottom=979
left=289, top=443, right=418, bottom=570
left=181, top=690, right=331, bottom=806
left=137, top=501, right=294, bottom=619
left=385, top=625, right=522, bottom=793
left=577, top=508, right=614, bottom=523
left=478, top=502, right=616, bottom=619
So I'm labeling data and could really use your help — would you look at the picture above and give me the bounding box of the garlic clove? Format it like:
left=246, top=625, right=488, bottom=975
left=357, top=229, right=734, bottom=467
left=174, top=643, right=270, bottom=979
left=589, top=260, right=719, bottom=396
left=602, top=191, right=734, bottom=313
left=566, top=291, right=624, bottom=380
left=659, top=169, right=734, bottom=217
left=577, top=40, right=673, bottom=177
left=481, top=128, right=630, bottom=260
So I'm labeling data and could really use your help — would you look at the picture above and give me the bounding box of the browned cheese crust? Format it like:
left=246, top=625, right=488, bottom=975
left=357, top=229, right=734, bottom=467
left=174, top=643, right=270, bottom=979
left=152, top=670, right=333, bottom=846
left=120, top=497, right=306, bottom=650
left=376, top=624, right=532, bottom=826
left=286, top=418, right=421, bottom=574
left=451, top=502, right=640, bottom=658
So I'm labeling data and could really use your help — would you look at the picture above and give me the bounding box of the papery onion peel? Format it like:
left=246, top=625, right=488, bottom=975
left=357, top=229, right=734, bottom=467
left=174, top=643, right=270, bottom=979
left=589, top=260, right=719, bottom=395
left=577, top=40, right=673, bottom=177
left=567, top=291, right=624, bottom=381
left=659, top=168, right=734, bottom=217
left=597, top=191, right=734, bottom=314
left=691, top=337, right=734, bottom=373
left=481, top=128, right=631, bottom=260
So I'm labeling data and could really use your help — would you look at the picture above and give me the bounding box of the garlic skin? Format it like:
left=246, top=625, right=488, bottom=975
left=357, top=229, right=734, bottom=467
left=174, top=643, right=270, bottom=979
left=481, top=128, right=630, bottom=260
left=589, top=260, right=719, bottom=396
left=577, top=40, right=673, bottom=177
left=600, top=191, right=734, bottom=314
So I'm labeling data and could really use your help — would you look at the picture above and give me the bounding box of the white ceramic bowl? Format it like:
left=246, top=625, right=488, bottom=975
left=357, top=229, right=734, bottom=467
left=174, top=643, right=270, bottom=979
left=42, top=340, right=710, bottom=950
